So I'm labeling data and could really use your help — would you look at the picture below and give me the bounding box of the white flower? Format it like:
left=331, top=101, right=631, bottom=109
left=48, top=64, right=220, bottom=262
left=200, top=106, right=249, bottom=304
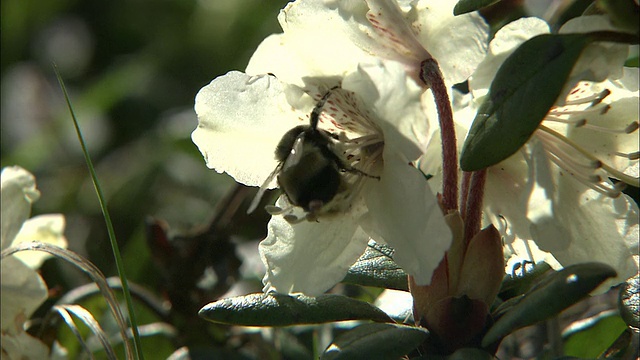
left=1, top=166, right=67, bottom=359
left=423, top=17, right=639, bottom=288
left=193, top=60, right=451, bottom=296
left=489, top=69, right=639, bottom=289
left=246, top=0, right=488, bottom=87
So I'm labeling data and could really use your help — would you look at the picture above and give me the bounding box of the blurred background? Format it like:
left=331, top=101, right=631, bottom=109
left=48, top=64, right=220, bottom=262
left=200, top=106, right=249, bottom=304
left=2, top=0, right=289, bottom=358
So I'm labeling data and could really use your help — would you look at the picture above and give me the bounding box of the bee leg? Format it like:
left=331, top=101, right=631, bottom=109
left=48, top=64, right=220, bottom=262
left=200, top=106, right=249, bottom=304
left=266, top=204, right=293, bottom=215
left=283, top=214, right=307, bottom=224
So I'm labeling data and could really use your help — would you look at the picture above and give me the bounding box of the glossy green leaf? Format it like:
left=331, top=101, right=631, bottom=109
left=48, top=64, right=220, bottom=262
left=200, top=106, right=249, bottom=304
left=618, top=274, right=639, bottom=329
left=321, top=323, right=428, bottom=360
left=460, top=34, right=591, bottom=172
left=342, top=241, right=408, bottom=291
left=461, top=31, right=638, bottom=171
left=453, top=0, right=501, bottom=15
left=199, top=293, right=393, bottom=326
left=482, top=262, right=616, bottom=347
left=562, top=310, right=627, bottom=358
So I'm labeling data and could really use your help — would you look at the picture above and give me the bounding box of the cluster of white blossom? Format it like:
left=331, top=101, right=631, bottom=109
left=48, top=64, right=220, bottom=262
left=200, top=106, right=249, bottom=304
left=192, top=0, right=639, bottom=296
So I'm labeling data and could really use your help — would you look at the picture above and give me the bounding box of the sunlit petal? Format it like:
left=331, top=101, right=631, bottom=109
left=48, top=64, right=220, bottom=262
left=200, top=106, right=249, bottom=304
left=1, top=166, right=40, bottom=249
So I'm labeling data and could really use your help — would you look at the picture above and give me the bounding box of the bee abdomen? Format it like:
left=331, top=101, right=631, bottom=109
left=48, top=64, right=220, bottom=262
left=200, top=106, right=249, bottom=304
left=278, top=150, right=341, bottom=211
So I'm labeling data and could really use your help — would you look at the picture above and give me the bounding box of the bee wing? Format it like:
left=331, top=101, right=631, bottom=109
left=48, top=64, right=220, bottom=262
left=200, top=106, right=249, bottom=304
left=282, top=135, right=305, bottom=171
left=247, top=163, right=282, bottom=214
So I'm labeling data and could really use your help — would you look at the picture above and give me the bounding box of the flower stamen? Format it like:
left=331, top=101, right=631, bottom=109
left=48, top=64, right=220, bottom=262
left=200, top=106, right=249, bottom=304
left=529, top=78, right=640, bottom=196
left=564, top=88, right=610, bottom=106
left=615, top=151, right=640, bottom=160
left=537, top=124, right=639, bottom=196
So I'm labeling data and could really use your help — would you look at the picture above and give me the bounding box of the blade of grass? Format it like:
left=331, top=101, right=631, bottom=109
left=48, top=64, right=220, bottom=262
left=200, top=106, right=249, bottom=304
left=54, top=305, right=95, bottom=358
left=54, top=304, right=118, bottom=359
left=2, top=242, right=134, bottom=358
left=53, top=64, right=144, bottom=360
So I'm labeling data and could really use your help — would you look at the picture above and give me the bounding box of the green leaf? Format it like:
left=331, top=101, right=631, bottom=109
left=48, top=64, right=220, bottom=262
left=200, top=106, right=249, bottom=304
left=498, top=262, right=553, bottom=301
left=320, top=323, right=428, bottom=360
left=618, top=274, right=639, bottom=329
left=453, top=0, right=501, bottom=15
left=342, top=241, right=408, bottom=291
left=596, top=0, right=640, bottom=34
left=482, top=262, right=616, bottom=347
left=562, top=310, right=628, bottom=358
left=599, top=328, right=633, bottom=359
left=460, top=34, right=591, bottom=172
left=460, top=31, right=639, bottom=171
left=625, top=55, right=639, bottom=67
left=198, top=293, right=393, bottom=326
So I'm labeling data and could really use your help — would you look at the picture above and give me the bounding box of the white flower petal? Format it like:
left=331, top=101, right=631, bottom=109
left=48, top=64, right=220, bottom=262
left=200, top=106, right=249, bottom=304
left=533, top=178, right=639, bottom=289
left=413, top=0, right=489, bottom=84
left=364, top=0, right=430, bottom=62
left=469, top=17, right=550, bottom=98
left=1, top=167, right=40, bottom=250
left=564, top=70, right=639, bottom=174
left=1, top=331, right=50, bottom=360
left=483, top=155, right=535, bottom=243
left=525, top=140, right=572, bottom=252
left=192, top=71, right=308, bottom=187
left=245, top=34, right=308, bottom=83
left=246, top=0, right=378, bottom=86
left=488, top=18, right=550, bottom=56
left=1, top=256, right=47, bottom=332
left=248, top=0, right=489, bottom=86
left=374, top=289, right=413, bottom=321
left=259, top=201, right=369, bottom=296
left=12, top=214, right=67, bottom=269
left=343, top=60, right=427, bottom=159
left=363, top=150, right=451, bottom=285
left=560, top=15, right=629, bottom=82
left=486, top=140, right=639, bottom=289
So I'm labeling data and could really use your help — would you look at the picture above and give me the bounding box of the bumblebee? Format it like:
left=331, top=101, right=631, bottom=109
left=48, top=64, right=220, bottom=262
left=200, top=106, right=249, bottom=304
left=248, top=87, right=376, bottom=221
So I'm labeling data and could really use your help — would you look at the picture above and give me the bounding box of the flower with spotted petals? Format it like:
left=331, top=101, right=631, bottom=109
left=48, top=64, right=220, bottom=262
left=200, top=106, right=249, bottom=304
left=421, top=17, right=639, bottom=289
left=246, top=0, right=489, bottom=87
left=193, top=60, right=451, bottom=296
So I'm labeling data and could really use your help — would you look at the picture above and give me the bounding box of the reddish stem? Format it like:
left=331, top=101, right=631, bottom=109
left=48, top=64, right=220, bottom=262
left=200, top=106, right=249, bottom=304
left=463, top=169, right=487, bottom=246
left=460, top=171, right=472, bottom=219
left=420, top=58, right=458, bottom=212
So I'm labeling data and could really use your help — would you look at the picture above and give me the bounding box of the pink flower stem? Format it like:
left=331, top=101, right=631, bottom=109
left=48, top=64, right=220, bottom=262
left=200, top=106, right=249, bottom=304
left=420, top=58, right=458, bottom=212
left=463, top=169, right=487, bottom=246
left=460, top=171, right=472, bottom=218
